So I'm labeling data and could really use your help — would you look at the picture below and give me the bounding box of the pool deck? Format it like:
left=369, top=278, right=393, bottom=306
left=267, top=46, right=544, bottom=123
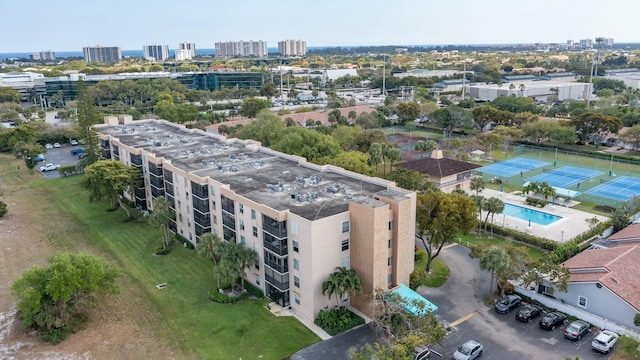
left=481, top=188, right=609, bottom=243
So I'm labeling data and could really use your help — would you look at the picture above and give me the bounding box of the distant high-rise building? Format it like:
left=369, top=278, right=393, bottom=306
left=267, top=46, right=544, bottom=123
left=179, top=42, right=196, bottom=59
left=278, top=40, right=307, bottom=57
left=579, top=39, right=593, bottom=48
left=83, top=45, right=122, bottom=63
left=30, top=50, right=56, bottom=61
left=143, top=45, right=170, bottom=61
left=215, top=40, right=267, bottom=58
left=603, top=38, right=614, bottom=47
left=566, top=40, right=574, bottom=49
left=175, top=49, right=191, bottom=61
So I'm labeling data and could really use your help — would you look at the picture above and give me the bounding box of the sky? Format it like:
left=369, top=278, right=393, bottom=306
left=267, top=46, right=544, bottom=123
left=1, top=0, right=639, bottom=52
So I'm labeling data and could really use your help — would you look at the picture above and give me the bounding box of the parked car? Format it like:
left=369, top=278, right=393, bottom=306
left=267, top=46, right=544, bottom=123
left=539, top=312, right=567, bottom=330
left=70, top=139, right=78, bottom=146
left=39, top=163, right=60, bottom=172
left=412, top=344, right=432, bottom=360
left=34, top=154, right=46, bottom=162
left=515, top=304, right=543, bottom=322
left=78, top=152, right=88, bottom=159
left=564, top=320, right=590, bottom=340
left=592, top=330, right=618, bottom=353
left=494, top=294, right=522, bottom=314
left=53, top=142, right=61, bottom=148
left=70, top=148, right=85, bottom=155
left=453, top=340, right=483, bottom=360
left=45, top=143, right=53, bottom=149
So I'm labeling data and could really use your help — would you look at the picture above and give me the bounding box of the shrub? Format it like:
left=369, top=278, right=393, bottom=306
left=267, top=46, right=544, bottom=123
left=154, top=247, right=171, bottom=255
left=175, top=234, right=195, bottom=249
left=208, top=290, right=239, bottom=304
left=410, top=270, right=428, bottom=290
left=244, top=282, right=264, bottom=298
left=594, top=205, right=616, bottom=213
left=314, top=307, right=365, bottom=336
left=491, top=225, right=558, bottom=251
left=0, top=200, right=7, bottom=217
left=415, top=248, right=426, bottom=262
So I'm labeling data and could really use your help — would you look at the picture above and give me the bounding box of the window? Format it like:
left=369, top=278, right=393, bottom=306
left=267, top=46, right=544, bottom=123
left=342, top=221, right=350, bottom=233
left=294, top=293, right=300, bottom=305
left=253, top=226, right=258, bottom=237
left=240, top=235, right=246, bottom=246
left=388, top=221, right=393, bottom=230
left=210, top=186, right=216, bottom=195
left=239, top=204, right=244, bottom=213
left=187, top=220, right=191, bottom=227
left=387, top=273, right=392, bottom=283
left=388, top=256, right=393, bottom=266
left=240, top=220, right=245, bottom=230
left=179, top=213, right=183, bottom=221
left=294, top=276, right=300, bottom=288
left=293, top=258, right=299, bottom=270
left=213, top=215, right=217, bottom=224
left=290, top=222, right=298, bottom=235
left=255, top=275, right=261, bottom=286
left=341, top=239, right=349, bottom=251
left=578, top=296, right=587, bottom=308
left=293, top=240, right=299, bottom=252
left=212, top=200, right=216, bottom=210
left=388, top=239, right=393, bottom=248
left=255, top=260, right=260, bottom=270
left=342, top=257, right=350, bottom=269
left=178, top=200, right=181, bottom=208
left=251, top=209, right=256, bottom=220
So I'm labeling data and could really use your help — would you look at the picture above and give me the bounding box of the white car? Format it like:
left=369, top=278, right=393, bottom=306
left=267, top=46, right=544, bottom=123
left=45, top=143, right=53, bottom=149
left=592, top=330, right=618, bottom=353
left=53, top=142, right=61, bottom=148
left=453, top=340, right=483, bottom=360
left=70, top=139, right=79, bottom=146
left=39, top=163, right=60, bottom=172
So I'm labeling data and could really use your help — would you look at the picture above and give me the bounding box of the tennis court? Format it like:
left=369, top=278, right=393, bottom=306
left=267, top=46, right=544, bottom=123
left=525, top=166, right=602, bottom=188
left=586, top=176, right=640, bottom=202
left=480, top=158, right=549, bottom=177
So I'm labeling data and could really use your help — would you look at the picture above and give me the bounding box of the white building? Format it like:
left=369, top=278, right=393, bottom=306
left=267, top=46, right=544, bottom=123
left=394, top=69, right=472, bottom=79
left=215, top=40, right=267, bottom=58
left=604, top=68, right=640, bottom=90
left=143, top=45, right=170, bottom=62
left=0, top=71, right=46, bottom=100
left=278, top=40, right=307, bottom=57
left=30, top=50, right=55, bottom=61
left=175, top=49, right=192, bottom=61
left=83, top=45, right=122, bottom=63
left=468, top=81, right=591, bottom=102
left=179, top=42, right=196, bottom=59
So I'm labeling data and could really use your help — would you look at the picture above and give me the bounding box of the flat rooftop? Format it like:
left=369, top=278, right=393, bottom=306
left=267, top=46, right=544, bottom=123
left=96, top=120, right=407, bottom=221
left=470, top=81, right=589, bottom=90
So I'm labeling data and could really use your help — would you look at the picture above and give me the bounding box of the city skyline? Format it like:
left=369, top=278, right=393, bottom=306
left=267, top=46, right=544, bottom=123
left=1, top=0, right=639, bottom=52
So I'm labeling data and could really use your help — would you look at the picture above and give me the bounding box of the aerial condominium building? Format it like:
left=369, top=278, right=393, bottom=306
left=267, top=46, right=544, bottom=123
left=278, top=40, right=307, bottom=57
left=83, top=45, right=122, bottom=63
left=179, top=42, right=196, bottom=58
left=95, top=117, right=416, bottom=322
left=215, top=40, right=267, bottom=58
left=143, top=44, right=170, bottom=61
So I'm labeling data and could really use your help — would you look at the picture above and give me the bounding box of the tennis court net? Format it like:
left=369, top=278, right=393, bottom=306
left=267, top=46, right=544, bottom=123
left=542, top=168, right=591, bottom=180
left=502, top=161, right=536, bottom=170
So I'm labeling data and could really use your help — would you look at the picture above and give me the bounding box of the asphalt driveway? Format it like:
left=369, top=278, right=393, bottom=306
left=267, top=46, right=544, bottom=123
left=36, top=145, right=81, bottom=179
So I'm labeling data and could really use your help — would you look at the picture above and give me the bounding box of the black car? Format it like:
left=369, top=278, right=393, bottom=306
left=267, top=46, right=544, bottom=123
left=539, top=311, right=567, bottom=330
left=515, top=304, right=543, bottom=322
left=494, top=294, right=522, bottom=314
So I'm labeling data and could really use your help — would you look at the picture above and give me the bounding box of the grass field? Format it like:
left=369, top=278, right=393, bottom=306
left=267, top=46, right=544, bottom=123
left=3, top=159, right=319, bottom=359
left=457, top=232, right=546, bottom=261
left=414, top=257, right=449, bottom=287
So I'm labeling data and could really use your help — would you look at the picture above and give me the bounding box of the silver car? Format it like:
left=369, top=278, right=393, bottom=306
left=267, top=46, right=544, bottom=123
left=453, top=340, right=483, bottom=360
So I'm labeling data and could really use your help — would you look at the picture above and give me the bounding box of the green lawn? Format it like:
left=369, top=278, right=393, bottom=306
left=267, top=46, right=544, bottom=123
left=457, top=232, right=546, bottom=261
left=35, top=175, right=320, bottom=359
left=414, top=257, right=449, bottom=287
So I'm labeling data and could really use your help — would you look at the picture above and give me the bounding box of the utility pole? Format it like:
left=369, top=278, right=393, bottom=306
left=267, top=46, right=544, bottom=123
left=382, top=54, right=386, bottom=96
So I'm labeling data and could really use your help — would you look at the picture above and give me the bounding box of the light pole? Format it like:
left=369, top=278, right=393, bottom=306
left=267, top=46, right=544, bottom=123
left=561, top=230, right=564, bottom=242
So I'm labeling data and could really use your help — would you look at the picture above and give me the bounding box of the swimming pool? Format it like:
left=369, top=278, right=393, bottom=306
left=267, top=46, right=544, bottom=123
left=502, top=203, right=562, bottom=225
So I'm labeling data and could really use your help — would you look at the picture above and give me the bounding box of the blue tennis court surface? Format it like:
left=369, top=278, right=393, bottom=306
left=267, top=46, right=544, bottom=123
left=526, top=166, right=602, bottom=188
left=480, top=158, right=549, bottom=177
left=586, top=176, right=640, bottom=202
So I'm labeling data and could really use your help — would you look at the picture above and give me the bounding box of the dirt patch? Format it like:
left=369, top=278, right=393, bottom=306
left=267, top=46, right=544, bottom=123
left=0, top=156, right=176, bottom=359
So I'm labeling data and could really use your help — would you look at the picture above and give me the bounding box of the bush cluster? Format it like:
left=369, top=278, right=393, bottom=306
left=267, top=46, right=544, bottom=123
left=314, top=307, right=365, bottom=336
left=524, top=197, right=548, bottom=207
left=491, top=225, right=558, bottom=251
left=175, top=234, right=195, bottom=249
left=208, top=290, right=240, bottom=304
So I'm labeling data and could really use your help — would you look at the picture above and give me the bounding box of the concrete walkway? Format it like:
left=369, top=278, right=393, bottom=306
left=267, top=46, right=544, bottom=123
left=477, top=188, right=609, bottom=243
left=266, top=302, right=331, bottom=340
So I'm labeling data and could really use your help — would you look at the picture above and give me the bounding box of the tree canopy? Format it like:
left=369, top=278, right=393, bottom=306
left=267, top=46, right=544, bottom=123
left=11, top=252, right=121, bottom=343
left=82, top=160, right=142, bottom=218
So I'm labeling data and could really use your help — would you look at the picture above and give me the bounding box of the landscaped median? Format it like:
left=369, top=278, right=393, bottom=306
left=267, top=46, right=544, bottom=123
left=30, top=173, right=320, bottom=359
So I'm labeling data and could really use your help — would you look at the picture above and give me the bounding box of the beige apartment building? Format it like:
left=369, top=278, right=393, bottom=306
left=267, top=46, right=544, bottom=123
left=95, top=117, right=416, bottom=322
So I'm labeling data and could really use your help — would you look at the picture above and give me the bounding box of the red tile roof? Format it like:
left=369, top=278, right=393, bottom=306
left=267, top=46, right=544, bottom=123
left=562, top=246, right=640, bottom=311
left=607, top=223, right=640, bottom=242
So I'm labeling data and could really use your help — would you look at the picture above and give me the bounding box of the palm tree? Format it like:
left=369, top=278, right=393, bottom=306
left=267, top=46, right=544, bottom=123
left=385, top=147, right=402, bottom=172
left=470, top=177, right=485, bottom=196
left=236, top=246, right=258, bottom=291
left=470, top=195, right=485, bottom=236
left=148, top=196, right=175, bottom=251
left=197, top=233, right=223, bottom=290
left=322, top=267, right=363, bottom=307
left=519, top=83, right=526, bottom=97
left=322, top=271, right=343, bottom=307
left=479, top=246, right=510, bottom=296
left=508, top=83, right=515, bottom=95
left=485, top=197, right=505, bottom=236
left=369, top=143, right=383, bottom=174
left=414, top=140, right=438, bottom=158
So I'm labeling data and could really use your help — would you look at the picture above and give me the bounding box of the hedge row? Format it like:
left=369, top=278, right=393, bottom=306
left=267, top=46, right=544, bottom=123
left=490, top=225, right=558, bottom=251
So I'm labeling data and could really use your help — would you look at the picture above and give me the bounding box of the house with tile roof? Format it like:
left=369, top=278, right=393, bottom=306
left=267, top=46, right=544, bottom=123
left=395, top=150, right=481, bottom=193
left=550, top=245, right=640, bottom=329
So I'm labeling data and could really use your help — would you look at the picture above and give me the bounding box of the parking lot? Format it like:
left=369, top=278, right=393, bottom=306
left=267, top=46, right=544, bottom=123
left=36, top=145, right=81, bottom=179
left=423, top=245, right=613, bottom=360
